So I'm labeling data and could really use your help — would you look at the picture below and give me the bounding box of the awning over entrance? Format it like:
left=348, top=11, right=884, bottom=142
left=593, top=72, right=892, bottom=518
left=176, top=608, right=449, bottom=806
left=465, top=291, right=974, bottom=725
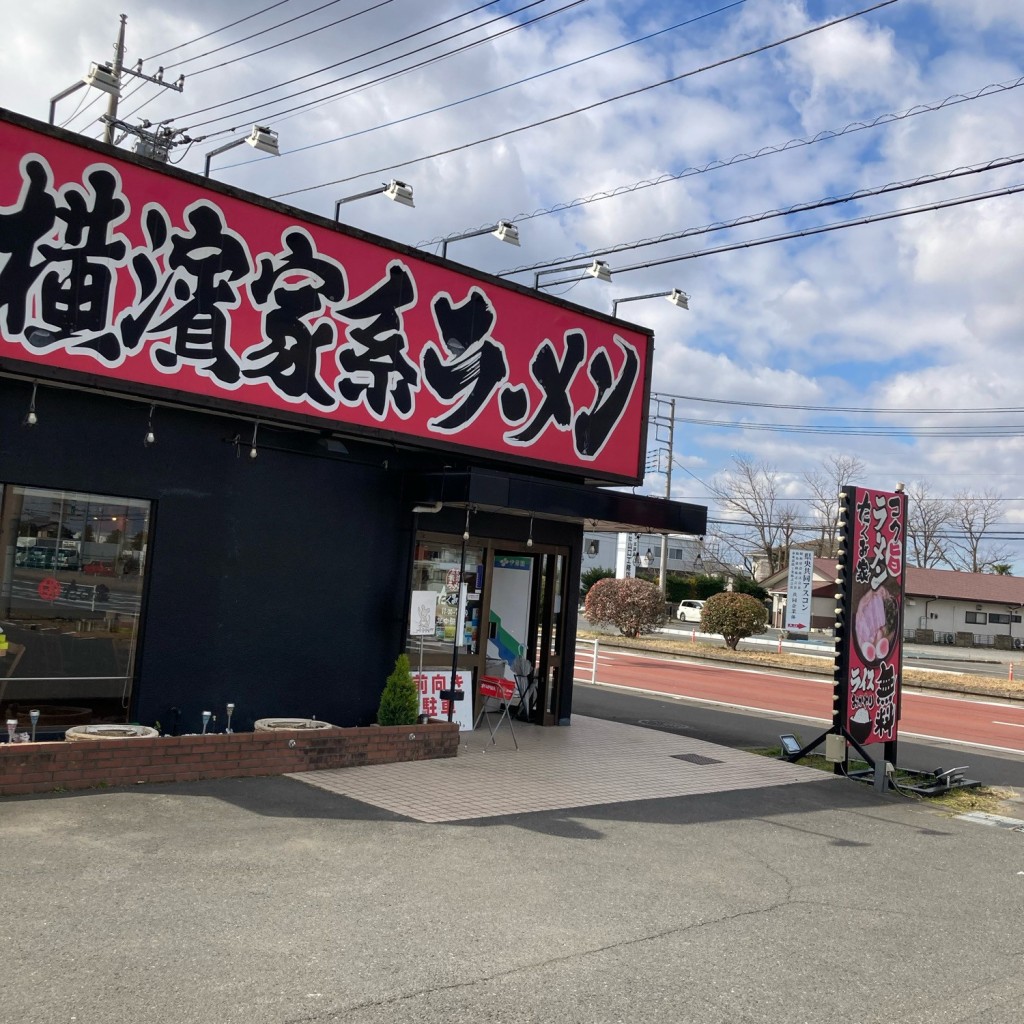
left=410, top=468, right=707, bottom=536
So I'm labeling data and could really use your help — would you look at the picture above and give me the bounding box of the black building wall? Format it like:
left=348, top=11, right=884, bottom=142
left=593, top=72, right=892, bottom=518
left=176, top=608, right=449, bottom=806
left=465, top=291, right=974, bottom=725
left=0, top=378, right=410, bottom=731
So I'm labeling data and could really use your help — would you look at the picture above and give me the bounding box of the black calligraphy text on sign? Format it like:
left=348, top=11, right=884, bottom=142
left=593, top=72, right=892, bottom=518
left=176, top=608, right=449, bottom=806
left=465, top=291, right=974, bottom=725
left=0, top=142, right=647, bottom=478
left=845, top=488, right=906, bottom=745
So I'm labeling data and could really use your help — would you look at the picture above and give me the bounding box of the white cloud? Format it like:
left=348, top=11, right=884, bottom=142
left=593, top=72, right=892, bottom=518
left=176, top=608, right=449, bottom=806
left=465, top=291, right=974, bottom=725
left=4, top=0, right=1024, bottom=563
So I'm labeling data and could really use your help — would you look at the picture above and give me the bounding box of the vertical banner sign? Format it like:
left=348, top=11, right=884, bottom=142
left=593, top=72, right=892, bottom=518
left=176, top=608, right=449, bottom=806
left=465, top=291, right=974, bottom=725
left=622, top=533, right=638, bottom=578
left=784, top=549, right=814, bottom=633
left=834, top=487, right=907, bottom=748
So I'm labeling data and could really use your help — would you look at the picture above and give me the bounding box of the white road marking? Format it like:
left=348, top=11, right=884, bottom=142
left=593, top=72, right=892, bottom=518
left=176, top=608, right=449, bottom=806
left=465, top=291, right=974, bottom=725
left=573, top=681, right=1024, bottom=757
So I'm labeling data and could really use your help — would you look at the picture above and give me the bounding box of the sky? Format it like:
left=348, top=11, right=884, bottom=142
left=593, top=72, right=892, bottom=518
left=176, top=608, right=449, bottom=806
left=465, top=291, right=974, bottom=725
left=2, top=0, right=1024, bottom=568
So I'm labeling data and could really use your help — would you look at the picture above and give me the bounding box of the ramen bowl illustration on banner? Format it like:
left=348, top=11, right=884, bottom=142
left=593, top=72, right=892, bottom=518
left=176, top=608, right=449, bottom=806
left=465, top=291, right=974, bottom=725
left=854, top=581, right=899, bottom=665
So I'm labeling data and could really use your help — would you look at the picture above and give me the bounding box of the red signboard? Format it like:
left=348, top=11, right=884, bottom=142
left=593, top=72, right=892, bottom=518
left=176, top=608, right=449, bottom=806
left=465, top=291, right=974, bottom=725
left=839, top=487, right=907, bottom=746
left=478, top=676, right=516, bottom=701
left=0, top=112, right=651, bottom=483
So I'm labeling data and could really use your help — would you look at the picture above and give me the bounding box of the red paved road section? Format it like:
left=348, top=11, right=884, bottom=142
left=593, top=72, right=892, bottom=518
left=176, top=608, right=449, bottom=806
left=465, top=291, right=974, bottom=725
left=574, top=644, right=1024, bottom=753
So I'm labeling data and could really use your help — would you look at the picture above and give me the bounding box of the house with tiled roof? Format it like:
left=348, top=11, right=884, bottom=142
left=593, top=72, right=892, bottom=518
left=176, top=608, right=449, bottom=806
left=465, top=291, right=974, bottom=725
left=763, top=559, right=1024, bottom=649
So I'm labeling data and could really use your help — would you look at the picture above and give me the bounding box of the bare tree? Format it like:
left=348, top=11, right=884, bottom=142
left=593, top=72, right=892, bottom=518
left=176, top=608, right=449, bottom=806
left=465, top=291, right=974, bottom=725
left=803, top=454, right=866, bottom=557
left=906, top=481, right=951, bottom=568
left=945, top=490, right=1012, bottom=573
left=710, top=457, right=798, bottom=578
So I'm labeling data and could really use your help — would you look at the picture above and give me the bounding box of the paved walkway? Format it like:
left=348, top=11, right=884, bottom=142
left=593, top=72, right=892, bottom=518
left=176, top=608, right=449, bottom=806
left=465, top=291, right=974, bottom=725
left=292, top=715, right=828, bottom=822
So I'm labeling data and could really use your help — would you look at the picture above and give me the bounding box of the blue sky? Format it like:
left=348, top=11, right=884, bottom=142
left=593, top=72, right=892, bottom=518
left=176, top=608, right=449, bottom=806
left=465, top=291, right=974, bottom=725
left=3, top=0, right=1024, bottom=567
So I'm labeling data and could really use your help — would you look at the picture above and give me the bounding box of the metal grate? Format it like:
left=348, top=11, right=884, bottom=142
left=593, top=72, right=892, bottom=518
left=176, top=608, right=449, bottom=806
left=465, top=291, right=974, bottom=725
left=671, top=753, right=723, bottom=766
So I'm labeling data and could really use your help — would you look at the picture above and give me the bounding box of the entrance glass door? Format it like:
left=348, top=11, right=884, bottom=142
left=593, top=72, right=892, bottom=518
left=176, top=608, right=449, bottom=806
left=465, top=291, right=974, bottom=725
left=408, top=529, right=571, bottom=726
left=531, top=551, right=568, bottom=726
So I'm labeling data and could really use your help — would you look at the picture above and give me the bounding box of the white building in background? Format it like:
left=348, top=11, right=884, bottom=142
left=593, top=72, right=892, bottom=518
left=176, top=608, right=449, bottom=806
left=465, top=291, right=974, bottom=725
left=581, top=531, right=735, bottom=580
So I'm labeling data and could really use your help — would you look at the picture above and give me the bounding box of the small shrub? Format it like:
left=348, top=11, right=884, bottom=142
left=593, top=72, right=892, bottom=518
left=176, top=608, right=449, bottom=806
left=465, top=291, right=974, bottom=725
left=377, top=653, right=420, bottom=725
left=584, top=577, right=666, bottom=638
left=701, top=592, right=768, bottom=650
left=580, top=566, right=615, bottom=599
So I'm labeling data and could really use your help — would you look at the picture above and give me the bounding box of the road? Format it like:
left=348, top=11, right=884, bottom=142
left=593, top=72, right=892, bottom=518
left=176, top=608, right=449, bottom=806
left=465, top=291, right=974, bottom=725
left=660, top=623, right=1017, bottom=678
left=572, top=640, right=1024, bottom=788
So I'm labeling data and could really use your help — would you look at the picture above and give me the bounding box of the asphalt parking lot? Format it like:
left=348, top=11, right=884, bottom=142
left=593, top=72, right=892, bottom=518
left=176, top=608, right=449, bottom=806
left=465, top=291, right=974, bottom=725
left=3, top=716, right=1023, bottom=1024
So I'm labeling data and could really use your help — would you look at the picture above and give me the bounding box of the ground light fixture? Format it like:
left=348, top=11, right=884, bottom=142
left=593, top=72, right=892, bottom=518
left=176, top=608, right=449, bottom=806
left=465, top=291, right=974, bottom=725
left=440, top=221, right=520, bottom=258
left=611, top=288, right=690, bottom=317
left=203, top=125, right=280, bottom=177
left=534, top=260, right=612, bottom=289
left=334, top=179, right=414, bottom=219
left=779, top=734, right=802, bottom=757
left=49, top=62, right=122, bottom=124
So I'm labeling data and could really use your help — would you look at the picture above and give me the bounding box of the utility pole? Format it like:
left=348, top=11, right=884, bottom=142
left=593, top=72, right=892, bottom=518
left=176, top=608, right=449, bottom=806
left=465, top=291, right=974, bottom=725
left=647, top=396, right=676, bottom=595
left=100, top=16, right=186, bottom=149
left=657, top=397, right=675, bottom=596
left=103, top=15, right=127, bottom=146
left=50, top=16, right=185, bottom=140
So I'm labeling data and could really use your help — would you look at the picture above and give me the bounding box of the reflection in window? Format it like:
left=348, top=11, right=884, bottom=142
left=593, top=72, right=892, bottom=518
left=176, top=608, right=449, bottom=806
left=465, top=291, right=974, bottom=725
left=0, top=485, right=150, bottom=733
left=407, top=540, right=484, bottom=666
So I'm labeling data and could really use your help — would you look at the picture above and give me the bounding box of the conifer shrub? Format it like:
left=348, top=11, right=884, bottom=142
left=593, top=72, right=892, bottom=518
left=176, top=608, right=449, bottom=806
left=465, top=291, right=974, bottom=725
left=377, top=653, right=420, bottom=725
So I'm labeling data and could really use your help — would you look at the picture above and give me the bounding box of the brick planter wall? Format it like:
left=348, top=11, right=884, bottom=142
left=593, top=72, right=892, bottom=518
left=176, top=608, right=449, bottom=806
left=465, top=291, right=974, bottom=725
left=0, top=722, right=460, bottom=797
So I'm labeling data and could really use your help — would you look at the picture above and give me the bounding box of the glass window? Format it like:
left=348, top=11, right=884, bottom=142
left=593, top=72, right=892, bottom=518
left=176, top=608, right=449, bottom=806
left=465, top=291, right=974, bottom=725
left=407, top=539, right=485, bottom=665
left=0, top=485, right=150, bottom=732
left=965, top=611, right=986, bottom=624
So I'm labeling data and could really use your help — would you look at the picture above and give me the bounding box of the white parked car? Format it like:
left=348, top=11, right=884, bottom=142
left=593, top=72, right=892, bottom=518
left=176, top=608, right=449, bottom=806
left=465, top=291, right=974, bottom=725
left=676, top=599, right=705, bottom=622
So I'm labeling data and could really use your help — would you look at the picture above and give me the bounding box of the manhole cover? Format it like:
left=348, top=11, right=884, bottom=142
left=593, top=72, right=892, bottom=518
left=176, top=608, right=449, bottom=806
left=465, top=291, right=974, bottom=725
left=671, top=753, right=723, bottom=766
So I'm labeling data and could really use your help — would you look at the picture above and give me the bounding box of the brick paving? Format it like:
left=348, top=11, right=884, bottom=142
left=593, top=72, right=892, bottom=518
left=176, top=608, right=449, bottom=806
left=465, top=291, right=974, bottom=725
left=292, top=714, right=829, bottom=822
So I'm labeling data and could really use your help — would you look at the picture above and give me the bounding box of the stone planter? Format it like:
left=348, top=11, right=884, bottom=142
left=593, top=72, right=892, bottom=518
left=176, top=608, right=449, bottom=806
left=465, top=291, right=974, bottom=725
left=65, top=724, right=160, bottom=741
left=253, top=717, right=335, bottom=731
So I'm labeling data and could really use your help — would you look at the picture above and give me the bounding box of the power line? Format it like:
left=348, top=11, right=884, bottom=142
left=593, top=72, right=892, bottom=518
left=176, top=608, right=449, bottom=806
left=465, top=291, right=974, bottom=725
left=654, top=390, right=1024, bottom=417
left=206, top=0, right=588, bottom=142
left=491, top=75, right=1024, bottom=270
left=609, top=181, right=1024, bottom=277
left=175, top=0, right=517, bottom=125
left=270, top=0, right=903, bottom=199
left=263, top=0, right=748, bottom=164
left=673, top=414, right=1024, bottom=437
left=171, top=0, right=396, bottom=77
left=144, top=0, right=298, bottom=61
left=495, top=153, right=1024, bottom=277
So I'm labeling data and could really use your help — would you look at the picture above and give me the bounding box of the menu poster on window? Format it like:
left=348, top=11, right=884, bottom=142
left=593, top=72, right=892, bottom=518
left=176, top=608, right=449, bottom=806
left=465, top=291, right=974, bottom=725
left=435, top=582, right=467, bottom=643
left=409, top=591, right=437, bottom=637
left=414, top=669, right=473, bottom=731
left=836, top=486, right=907, bottom=748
